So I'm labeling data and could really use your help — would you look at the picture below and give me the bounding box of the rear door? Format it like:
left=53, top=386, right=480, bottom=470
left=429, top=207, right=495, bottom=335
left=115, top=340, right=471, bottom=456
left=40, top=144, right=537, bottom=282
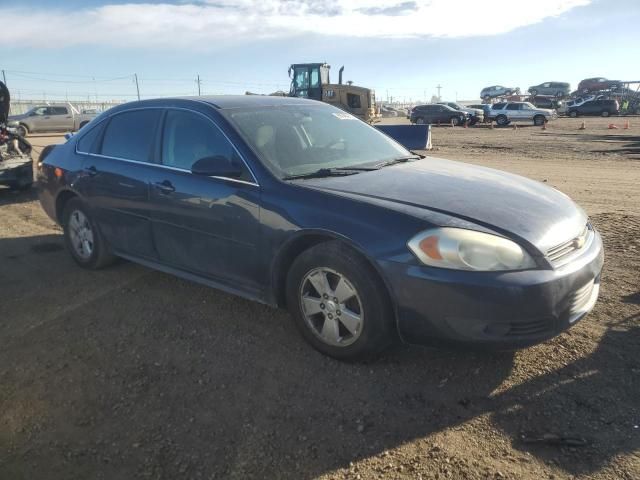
left=79, top=108, right=162, bottom=260
left=49, top=106, right=74, bottom=131
left=505, top=103, right=522, bottom=119
left=148, top=108, right=262, bottom=292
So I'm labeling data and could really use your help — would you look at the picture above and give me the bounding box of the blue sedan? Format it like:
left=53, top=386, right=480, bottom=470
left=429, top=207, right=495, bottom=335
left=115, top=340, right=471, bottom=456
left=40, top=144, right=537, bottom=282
left=37, top=96, right=603, bottom=360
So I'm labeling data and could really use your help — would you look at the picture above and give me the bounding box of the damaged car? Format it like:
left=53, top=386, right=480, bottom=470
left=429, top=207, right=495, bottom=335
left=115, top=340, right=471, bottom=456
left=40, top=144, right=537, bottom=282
left=0, top=81, right=34, bottom=191
left=38, top=96, right=603, bottom=360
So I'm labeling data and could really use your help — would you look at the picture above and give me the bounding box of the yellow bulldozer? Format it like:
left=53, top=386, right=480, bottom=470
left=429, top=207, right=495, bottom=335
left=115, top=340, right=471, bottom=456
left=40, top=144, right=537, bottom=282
left=287, top=63, right=380, bottom=123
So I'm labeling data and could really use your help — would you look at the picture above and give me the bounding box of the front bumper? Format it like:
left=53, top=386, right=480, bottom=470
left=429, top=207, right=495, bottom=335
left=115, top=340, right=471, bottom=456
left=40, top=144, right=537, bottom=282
left=379, top=231, right=604, bottom=349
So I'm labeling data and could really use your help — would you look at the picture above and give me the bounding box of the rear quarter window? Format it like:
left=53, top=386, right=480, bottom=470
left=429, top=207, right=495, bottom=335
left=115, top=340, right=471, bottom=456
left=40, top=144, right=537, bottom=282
left=101, top=110, right=162, bottom=162
left=76, top=121, right=106, bottom=154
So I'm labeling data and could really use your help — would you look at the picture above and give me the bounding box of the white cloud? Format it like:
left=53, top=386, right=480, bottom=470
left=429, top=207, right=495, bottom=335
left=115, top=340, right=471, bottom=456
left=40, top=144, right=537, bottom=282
left=0, top=0, right=590, bottom=48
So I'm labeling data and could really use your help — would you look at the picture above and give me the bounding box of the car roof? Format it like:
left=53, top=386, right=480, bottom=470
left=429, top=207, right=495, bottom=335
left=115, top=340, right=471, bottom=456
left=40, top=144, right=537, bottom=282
left=109, top=95, right=322, bottom=114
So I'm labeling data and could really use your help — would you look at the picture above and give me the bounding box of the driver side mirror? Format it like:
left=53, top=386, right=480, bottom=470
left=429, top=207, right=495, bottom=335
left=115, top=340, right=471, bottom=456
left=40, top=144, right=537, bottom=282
left=191, top=155, right=243, bottom=178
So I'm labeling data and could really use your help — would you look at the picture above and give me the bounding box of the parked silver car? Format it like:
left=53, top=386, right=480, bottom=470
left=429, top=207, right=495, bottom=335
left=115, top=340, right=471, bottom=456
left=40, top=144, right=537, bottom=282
left=489, top=102, right=556, bottom=126
left=8, top=104, right=98, bottom=137
left=437, top=102, right=484, bottom=123
left=528, top=82, right=571, bottom=98
left=480, top=85, right=520, bottom=100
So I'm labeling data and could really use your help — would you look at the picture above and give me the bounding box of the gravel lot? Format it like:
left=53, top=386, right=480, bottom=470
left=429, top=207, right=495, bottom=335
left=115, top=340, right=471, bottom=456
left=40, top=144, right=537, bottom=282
left=1, top=117, right=639, bottom=479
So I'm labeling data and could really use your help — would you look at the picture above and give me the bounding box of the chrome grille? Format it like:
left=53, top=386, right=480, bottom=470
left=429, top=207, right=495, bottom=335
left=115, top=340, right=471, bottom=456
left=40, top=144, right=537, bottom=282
left=547, top=224, right=592, bottom=267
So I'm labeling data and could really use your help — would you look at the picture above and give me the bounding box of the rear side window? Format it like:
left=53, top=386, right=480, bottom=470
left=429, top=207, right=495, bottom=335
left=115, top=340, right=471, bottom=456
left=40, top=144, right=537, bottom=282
left=76, top=121, right=105, bottom=154
left=492, top=103, right=506, bottom=109
left=506, top=104, right=520, bottom=110
left=51, top=107, right=68, bottom=115
left=101, top=110, right=161, bottom=162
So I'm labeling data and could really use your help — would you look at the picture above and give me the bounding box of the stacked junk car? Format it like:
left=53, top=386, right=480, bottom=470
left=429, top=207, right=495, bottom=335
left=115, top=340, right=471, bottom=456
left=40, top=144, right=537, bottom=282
left=0, top=81, right=34, bottom=191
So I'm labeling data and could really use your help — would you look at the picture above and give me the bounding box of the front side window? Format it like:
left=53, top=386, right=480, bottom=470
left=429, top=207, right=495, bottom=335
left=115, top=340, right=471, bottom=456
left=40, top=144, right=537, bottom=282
left=32, top=107, right=47, bottom=116
left=226, top=104, right=408, bottom=178
left=101, top=109, right=161, bottom=162
left=161, top=110, right=252, bottom=181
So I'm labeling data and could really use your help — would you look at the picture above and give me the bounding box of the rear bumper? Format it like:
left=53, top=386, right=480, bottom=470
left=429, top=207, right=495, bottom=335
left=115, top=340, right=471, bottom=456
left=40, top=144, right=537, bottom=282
left=379, top=231, right=604, bottom=349
left=0, top=158, right=33, bottom=186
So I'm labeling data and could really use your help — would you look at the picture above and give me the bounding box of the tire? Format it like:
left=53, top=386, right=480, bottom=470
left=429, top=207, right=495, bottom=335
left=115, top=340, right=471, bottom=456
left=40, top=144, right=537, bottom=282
left=16, top=124, right=28, bottom=138
left=450, top=116, right=461, bottom=126
left=416, top=117, right=426, bottom=125
left=533, top=115, right=546, bottom=126
left=530, top=89, right=538, bottom=97
left=62, top=198, right=115, bottom=269
left=78, top=121, right=89, bottom=130
left=286, top=241, right=395, bottom=361
left=601, top=110, right=609, bottom=117
left=569, top=110, right=578, bottom=118
left=496, top=115, right=509, bottom=126
left=505, top=90, right=512, bottom=96
left=483, top=95, right=491, bottom=101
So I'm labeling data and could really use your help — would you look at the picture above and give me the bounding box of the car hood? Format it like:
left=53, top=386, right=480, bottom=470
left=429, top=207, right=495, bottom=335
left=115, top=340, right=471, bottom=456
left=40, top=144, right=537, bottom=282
left=0, top=81, right=9, bottom=125
left=297, top=157, right=587, bottom=253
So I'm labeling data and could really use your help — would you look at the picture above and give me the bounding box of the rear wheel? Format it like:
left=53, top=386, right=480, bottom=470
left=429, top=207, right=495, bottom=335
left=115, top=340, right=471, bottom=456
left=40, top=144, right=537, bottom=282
left=530, top=89, right=538, bottom=97
left=601, top=110, right=610, bottom=117
left=286, top=241, right=395, bottom=361
left=496, top=115, right=509, bottom=126
left=569, top=110, right=578, bottom=118
left=450, top=116, right=461, bottom=126
left=62, top=198, right=115, bottom=269
left=415, top=117, right=426, bottom=125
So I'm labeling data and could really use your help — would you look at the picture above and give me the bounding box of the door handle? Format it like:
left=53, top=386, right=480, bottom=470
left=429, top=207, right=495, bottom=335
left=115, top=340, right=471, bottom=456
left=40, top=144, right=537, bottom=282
left=153, top=180, right=175, bottom=194
left=84, top=165, right=98, bottom=177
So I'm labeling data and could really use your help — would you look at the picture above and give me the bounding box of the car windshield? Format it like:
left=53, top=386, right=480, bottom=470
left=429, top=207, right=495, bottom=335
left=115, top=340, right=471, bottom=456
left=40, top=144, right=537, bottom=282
left=225, top=104, right=409, bottom=178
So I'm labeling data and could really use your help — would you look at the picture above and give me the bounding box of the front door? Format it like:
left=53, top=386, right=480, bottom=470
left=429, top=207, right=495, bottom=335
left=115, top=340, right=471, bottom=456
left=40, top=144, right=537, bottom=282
left=79, top=108, right=162, bottom=260
left=148, top=109, right=261, bottom=293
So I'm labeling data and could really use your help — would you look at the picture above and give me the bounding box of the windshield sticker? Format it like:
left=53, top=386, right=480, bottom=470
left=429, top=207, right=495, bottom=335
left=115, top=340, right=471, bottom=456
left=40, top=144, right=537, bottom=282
left=332, top=112, right=356, bottom=120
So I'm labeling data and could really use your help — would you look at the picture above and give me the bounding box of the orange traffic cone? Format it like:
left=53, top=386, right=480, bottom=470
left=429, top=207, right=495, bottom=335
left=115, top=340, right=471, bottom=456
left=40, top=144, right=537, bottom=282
left=608, top=124, right=618, bottom=129
left=624, top=120, right=630, bottom=130
left=463, top=119, right=468, bottom=129
left=490, top=121, right=494, bottom=129
left=451, top=118, right=455, bottom=128
left=512, top=124, right=518, bottom=131
left=579, top=121, right=586, bottom=130
left=541, top=121, right=547, bottom=131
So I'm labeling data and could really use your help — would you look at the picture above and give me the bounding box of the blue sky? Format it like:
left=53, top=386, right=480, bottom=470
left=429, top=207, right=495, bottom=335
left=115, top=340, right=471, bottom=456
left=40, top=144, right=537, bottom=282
left=0, top=0, right=638, bottom=102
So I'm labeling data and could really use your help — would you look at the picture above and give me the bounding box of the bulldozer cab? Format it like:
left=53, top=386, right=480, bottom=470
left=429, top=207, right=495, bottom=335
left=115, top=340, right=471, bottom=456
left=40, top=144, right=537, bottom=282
left=288, top=63, right=379, bottom=123
left=289, top=63, right=330, bottom=100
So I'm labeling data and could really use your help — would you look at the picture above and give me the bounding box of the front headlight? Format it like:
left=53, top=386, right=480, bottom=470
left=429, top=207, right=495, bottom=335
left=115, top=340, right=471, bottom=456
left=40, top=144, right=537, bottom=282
left=407, top=228, right=536, bottom=271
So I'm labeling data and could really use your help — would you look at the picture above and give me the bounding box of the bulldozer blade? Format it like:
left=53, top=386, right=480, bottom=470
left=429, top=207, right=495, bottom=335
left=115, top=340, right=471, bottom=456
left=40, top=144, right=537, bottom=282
left=375, top=124, right=432, bottom=150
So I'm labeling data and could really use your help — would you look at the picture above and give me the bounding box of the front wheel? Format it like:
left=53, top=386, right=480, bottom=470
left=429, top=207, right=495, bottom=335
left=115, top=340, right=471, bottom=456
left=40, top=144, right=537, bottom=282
left=569, top=110, right=578, bottom=118
left=496, top=115, right=509, bottom=126
left=16, top=124, right=28, bottom=137
left=450, top=116, right=461, bottom=126
left=62, top=198, right=115, bottom=269
left=415, top=117, right=426, bottom=125
left=530, top=89, right=538, bottom=97
left=601, top=110, right=610, bottom=117
left=533, top=115, right=546, bottom=126
left=286, top=241, right=394, bottom=361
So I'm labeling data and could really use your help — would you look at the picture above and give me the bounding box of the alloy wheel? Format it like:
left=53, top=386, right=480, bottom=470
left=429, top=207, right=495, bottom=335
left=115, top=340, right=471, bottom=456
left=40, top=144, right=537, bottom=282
left=68, top=209, right=94, bottom=259
left=299, top=267, right=363, bottom=347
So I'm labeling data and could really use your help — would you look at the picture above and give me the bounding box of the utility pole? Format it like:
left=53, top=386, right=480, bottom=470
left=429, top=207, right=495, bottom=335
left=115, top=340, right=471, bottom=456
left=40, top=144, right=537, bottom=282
left=1, top=69, right=6, bottom=85
left=134, top=73, right=140, bottom=101
left=196, top=74, right=202, bottom=96
left=436, top=84, right=442, bottom=101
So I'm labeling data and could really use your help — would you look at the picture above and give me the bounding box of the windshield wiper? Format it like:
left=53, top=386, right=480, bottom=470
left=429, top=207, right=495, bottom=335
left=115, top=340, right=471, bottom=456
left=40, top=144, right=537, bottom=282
left=282, top=168, right=366, bottom=180
left=374, top=155, right=422, bottom=169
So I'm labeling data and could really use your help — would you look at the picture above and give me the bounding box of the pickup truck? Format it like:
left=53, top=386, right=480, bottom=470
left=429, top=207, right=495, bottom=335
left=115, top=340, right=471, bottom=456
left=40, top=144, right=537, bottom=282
left=8, top=104, right=98, bottom=137
left=489, top=102, right=556, bottom=126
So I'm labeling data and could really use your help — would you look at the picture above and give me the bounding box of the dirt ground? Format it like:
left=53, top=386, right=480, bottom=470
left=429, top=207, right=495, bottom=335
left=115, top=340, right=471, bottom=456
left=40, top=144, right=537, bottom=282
left=1, top=117, right=638, bottom=480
